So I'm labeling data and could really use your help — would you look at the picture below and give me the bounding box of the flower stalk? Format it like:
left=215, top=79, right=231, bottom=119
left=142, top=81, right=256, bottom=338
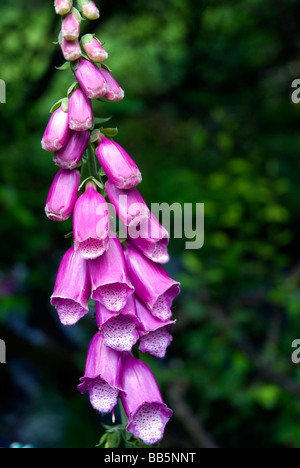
left=42, top=0, right=180, bottom=448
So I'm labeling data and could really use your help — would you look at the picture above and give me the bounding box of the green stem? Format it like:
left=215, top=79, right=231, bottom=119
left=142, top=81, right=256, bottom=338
left=87, top=144, right=98, bottom=178
left=119, top=399, right=128, bottom=426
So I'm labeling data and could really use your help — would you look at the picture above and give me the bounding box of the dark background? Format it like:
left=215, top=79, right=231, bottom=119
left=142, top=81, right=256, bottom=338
left=1, top=0, right=300, bottom=448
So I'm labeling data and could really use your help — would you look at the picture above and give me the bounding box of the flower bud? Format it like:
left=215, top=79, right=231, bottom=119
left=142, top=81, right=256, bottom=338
left=68, top=88, right=93, bottom=131
left=73, top=59, right=107, bottom=99
left=41, top=106, right=70, bottom=152
left=61, top=9, right=81, bottom=41
left=100, top=68, right=125, bottom=102
left=96, top=136, right=142, bottom=190
left=73, top=182, right=110, bottom=260
left=51, top=246, right=91, bottom=326
left=120, top=353, right=173, bottom=445
left=81, top=34, right=108, bottom=63
left=45, top=169, right=80, bottom=222
left=54, top=0, right=73, bottom=16
left=53, top=130, right=90, bottom=170
left=78, top=333, right=124, bottom=413
left=61, top=38, right=82, bottom=62
left=78, top=0, right=100, bottom=20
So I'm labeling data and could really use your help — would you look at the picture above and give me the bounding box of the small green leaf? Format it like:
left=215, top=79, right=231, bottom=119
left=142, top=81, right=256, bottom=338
left=64, top=232, right=73, bottom=240
left=55, top=61, right=71, bottom=71
left=101, top=63, right=113, bottom=73
left=94, top=116, right=112, bottom=125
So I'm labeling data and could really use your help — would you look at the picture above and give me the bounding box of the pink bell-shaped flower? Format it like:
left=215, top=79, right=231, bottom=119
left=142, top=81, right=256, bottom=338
left=50, top=246, right=91, bottom=326
left=88, top=235, right=134, bottom=311
left=73, top=182, right=110, bottom=260
left=120, top=353, right=173, bottom=445
left=124, top=242, right=180, bottom=321
left=78, top=333, right=123, bottom=413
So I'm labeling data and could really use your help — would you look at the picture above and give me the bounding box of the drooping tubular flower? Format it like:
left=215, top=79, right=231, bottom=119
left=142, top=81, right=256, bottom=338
left=96, top=136, right=142, bottom=190
left=101, top=68, right=125, bottom=102
left=121, top=353, right=173, bottom=445
left=88, top=235, right=134, bottom=311
left=73, top=59, right=107, bottom=100
left=128, top=211, right=170, bottom=264
left=78, top=333, right=123, bottom=413
left=41, top=106, right=70, bottom=152
left=124, top=242, right=180, bottom=321
left=53, top=129, right=90, bottom=170
left=45, top=168, right=80, bottom=222
left=68, top=88, right=93, bottom=132
left=96, top=295, right=140, bottom=352
left=50, top=246, right=91, bottom=326
left=106, top=181, right=149, bottom=228
left=135, top=296, right=175, bottom=359
left=73, top=182, right=110, bottom=260
left=81, top=34, right=108, bottom=63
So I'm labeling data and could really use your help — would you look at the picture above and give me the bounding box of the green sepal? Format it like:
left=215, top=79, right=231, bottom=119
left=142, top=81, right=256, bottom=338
left=55, top=61, right=71, bottom=71
left=101, top=128, right=118, bottom=138
left=67, top=81, right=80, bottom=97
left=78, top=176, right=104, bottom=193
left=94, top=116, right=112, bottom=125
left=100, top=63, right=113, bottom=73
left=49, top=98, right=64, bottom=114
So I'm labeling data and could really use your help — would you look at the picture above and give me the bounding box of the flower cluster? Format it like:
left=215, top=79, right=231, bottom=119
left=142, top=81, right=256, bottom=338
left=42, top=0, right=180, bottom=446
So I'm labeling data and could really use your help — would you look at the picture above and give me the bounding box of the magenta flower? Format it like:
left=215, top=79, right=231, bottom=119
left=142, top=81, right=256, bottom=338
left=50, top=246, right=91, bottom=326
left=81, top=34, right=108, bottom=63
left=78, top=333, right=123, bottom=413
left=129, top=212, right=170, bottom=264
left=55, top=0, right=73, bottom=16
left=100, top=68, right=125, bottom=102
left=135, top=297, right=175, bottom=359
left=80, top=0, right=100, bottom=20
left=121, top=353, right=173, bottom=445
left=96, top=136, right=142, bottom=190
left=45, top=169, right=80, bottom=222
left=41, top=106, right=70, bottom=152
left=106, top=181, right=149, bottom=230
left=124, top=242, right=180, bottom=321
left=53, top=130, right=90, bottom=170
left=68, top=88, right=93, bottom=132
left=73, top=59, right=107, bottom=100
left=96, top=295, right=140, bottom=352
left=61, top=38, right=82, bottom=62
left=73, top=182, right=110, bottom=260
left=61, top=9, right=81, bottom=41
left=88, top=236, right=134, bottom=311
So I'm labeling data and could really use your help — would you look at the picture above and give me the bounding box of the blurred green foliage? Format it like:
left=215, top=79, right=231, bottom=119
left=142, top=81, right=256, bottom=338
left=1, top=0, right=300, bottom=449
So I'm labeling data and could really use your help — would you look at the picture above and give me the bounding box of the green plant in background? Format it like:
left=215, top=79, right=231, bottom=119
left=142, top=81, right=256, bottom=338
left=1, top=0, right=300, bottom=449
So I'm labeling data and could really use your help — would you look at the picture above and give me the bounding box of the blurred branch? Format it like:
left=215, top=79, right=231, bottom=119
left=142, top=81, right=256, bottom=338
left=167, top=380, right=219, bottom=449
